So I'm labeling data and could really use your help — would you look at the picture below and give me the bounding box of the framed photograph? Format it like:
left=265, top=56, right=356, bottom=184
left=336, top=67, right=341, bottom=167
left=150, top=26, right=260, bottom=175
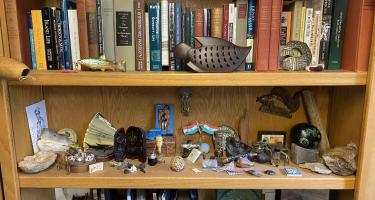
left=155, top=104, right=174, bottom=135
left=258, top=131, right=286, bottom=146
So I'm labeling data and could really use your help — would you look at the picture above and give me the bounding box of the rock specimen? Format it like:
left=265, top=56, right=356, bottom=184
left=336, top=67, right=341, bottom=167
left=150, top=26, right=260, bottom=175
left=37, top=129, right=75, bottom=152
left=323, top=144, right=358, bottom=176
left=18, top=151, right=57, bottom=173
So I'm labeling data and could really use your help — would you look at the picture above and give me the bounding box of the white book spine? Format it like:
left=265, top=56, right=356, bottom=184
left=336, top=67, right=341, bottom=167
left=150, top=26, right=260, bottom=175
left=103, top=0, right=115, bottom=61
left=228, top=3, right=235, bottom=43
left=68, top=10, right=81, bottom=70
left=233, top=7, right=237, bottom=44
left=313, top=11, right=322, bottom=65
left=145, top=12, right=150, bottom=71
left=304, top=8, right=314, bottom=48
left=203, top=8, right=208, bottom=36
left=161, top=0, right=169, bottom=67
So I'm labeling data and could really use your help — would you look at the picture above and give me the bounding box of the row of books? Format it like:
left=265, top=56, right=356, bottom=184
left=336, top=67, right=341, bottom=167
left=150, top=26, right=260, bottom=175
left=26, top=0, right=368, bottom=72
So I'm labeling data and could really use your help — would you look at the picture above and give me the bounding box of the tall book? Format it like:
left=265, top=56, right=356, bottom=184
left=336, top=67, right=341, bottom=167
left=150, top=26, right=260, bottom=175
left=55, top=8, right=65, bottom=69
left=27, top=13, right=37, bottom=69
left=145, top=12, right=150, bottom=71
left=342, top=0, right=375, bottom=71
left=169, top=2, right=175, bottom=70
left=223, top=4, right=229, bottom=40
left=61, top=0, right=73, bottom=69
left=203, top=8, right=209, bottom=37
left=103, top=0, right=115, bottom=61
left=76, top=0, right=89, bottom=59
left=161, top=0, right=169, bottom=70
left=245, top=0, right=256, bottom=71
left=269, top=0, right=283, bottom=71
left=299, top=6, right=306, bottom=41
left=319, top=0, right=333, bottom=67
left=51, top=8, right=61, bottom=69
left=195, top=8, right=204, bottom=47
left=255, top=0, right=272, bottom=71
left=86, top=0, right=99, bottom=57
left=211, top=8, right=223, bottom=38
left=312, top=11, right=322, bottom=65
left=148, top=3, right=161, bottom=71
left=327, top=0, right=348, bottom=69
left=135, top=0, right=146, bottom=71
left=291, top=1, right=303, bottom=41
left=235, top=0, right=248, bottom=71
left=304, top=8, right=314, bottom=49
left=41, top=7, right=58, bottom=70
left=68, top=10, right=81, bottom=69
left=31, top=10, right=47, bottom=70
left=174, top=2, right=183, bottom=71
left=96, top=0, right=104, bottom=56
left=114, top=0, right=135, bottom=71
left=190, top=10, right=196, bottom=47
left=228, top=4, right=236, bottom=43
left=185, top=8, right=191, bottom=45
left=281, top=11, right=291, bottom=46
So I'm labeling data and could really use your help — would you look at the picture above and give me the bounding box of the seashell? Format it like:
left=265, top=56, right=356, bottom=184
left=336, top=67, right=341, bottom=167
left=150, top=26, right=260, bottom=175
left=18, top=151, right=57, bottom=173
left=170, top=156, right=185, bottom=172
left=37, top=129, right=75, bottom=152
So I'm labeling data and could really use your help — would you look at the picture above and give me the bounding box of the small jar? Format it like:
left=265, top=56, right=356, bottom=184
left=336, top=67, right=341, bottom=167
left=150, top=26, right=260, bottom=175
left=148, top=152, right=158, bottom=166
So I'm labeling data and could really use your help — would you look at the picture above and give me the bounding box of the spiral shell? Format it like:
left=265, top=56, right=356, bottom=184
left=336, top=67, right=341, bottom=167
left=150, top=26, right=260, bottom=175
left=170, top=156, right=185, bottom=172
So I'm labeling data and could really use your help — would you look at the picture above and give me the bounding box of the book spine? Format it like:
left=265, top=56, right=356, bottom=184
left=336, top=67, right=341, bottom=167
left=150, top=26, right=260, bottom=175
left=31, top=10, right=47, bottom=70
left=223, top=4, right=229, bottom=40
left=185, top=8, right=191, bottom=45
left=174, top=2, right=182, bottom=71
left=51, top=8, right=61, bottom=69
left=102, top=0, right=115, bottom=61
left=255, top=0, right=272, bottom=71
left=207, top=9, right=211, bottom=36
left=291, top=1, right=303, bottom=41
left=195, top=8, right=204, bottom=47
left=269, top=0, right=283, bottom=71
left=55, top=9, right=65, bottom=69
left=61, top=0, right=73, bottom=69
left=76, top=0, right=89, bottom=58
left=319, top=0, right=333, bottom=66
left=145, top=12, right=150, bottom=71
left=169, top=3, right=175, bottom=71
left=190, top=10, right=196, bottom=47
left=211, top=8, right=223, bottom=38
left=148, top=3, right=161, bottom=71
left=245, top=0, right=256, bottom=71
left=312, top=11, right=322, bottom=65
left=328, top=0, right=348, bottom=69
left=42, top=7, right=58, bottom=70
left=161, top=0, right=169, bottom=69
left=27, top=13, right=37, bottom=70
left=96, top=0, right=104, bottom=56
left=86, top=0, right=99, bottom=57
left=304, top=8, right=314, bottom=48
left=299, top=6, right=306, bottom=41
left=235, top=0, right=248, bottom=71
left=68, top=10, right=81, bottom=69
left=228, top=4, right=236, bottom=43
left=135, top=0, right=146, bottom=71
left=203, top=8, right=208, bottom=37
left=114, top=0, right=135, bottom=71
left=280, top=12, right=288, bottom=47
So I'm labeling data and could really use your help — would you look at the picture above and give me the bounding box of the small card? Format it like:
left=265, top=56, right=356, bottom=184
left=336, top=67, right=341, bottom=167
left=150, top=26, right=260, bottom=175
left=192, top=168, right=202, bottom=174
left=283, top=168, right=302, bottom=176
left=187, top=148, right=202, bottom=163
left=89, top=162, right=104, bottom=174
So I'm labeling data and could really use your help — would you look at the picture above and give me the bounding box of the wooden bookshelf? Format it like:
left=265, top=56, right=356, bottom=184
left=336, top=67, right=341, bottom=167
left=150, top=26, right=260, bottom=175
left=19, top=160, right=355, bottom=190
left=8, top=70, right=368, bottom=86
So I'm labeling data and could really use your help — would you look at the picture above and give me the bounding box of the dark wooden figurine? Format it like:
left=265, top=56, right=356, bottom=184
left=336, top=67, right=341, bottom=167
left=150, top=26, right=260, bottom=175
left=125, top=126, right=147, bottom=163
left=114, top=128, right=126, bottom=162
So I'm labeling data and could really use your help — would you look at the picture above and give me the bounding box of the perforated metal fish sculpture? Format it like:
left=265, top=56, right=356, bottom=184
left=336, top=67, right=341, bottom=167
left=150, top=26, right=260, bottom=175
left=174, top=37, right=251, bottom=73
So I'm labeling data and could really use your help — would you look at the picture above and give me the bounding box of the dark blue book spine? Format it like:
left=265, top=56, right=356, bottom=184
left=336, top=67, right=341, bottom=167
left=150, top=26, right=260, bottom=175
left=185, top=8, right=191, bottom=47
left=61, top=0, right=73, bottom=69
left=174, top=2, right=182, bottom=71
left=55, top=9, right=65, bottom=69
left=96, top=0, right=104, bottom=56
left=27, top=13, right=37, bottom=70
left=190, top=10, right=195, bottom=47
left=148, top=3, right=162, bottom=71
left=245, top=0, right=256, bottom=71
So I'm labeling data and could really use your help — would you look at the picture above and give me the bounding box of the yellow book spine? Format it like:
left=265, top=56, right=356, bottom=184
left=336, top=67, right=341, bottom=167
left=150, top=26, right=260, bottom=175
left=31, top=10, right=47, bottom=70
left=299, top=6, right=306, bottom=41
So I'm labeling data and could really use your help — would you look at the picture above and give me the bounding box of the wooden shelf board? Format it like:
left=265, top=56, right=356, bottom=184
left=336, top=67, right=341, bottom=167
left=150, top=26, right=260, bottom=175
left=8, top=70, right=368, bottom=86
left=19, top=160, right=355, bottom=189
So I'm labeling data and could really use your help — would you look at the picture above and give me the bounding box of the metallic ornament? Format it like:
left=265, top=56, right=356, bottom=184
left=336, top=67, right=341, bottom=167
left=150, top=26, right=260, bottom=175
left=170, top=156, right=185, bottom=172
left=280, top=41, right=312, bottom=71
left=77, top=56, right=125, bottom=72
left=174, top=37, right=251, bottom=72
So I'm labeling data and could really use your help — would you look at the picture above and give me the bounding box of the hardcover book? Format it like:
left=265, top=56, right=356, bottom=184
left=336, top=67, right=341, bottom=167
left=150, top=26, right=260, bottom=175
left=304, top=8, right=314, bottom=49
left=255, top=0, right=272, bottom=71
left=68, top=10, right=81, bottom=69
left=190, top=10, right=196, bottom=47
left=51, top=8, right=61, bottom=69
left=319, top=0, right=333, bottom=66
left=245, top=0, right=256, bottom=71
left=114, top=0, right=135, bottom=71
left=169, top=2, right=175, bottom=70
left=86, top=0, right=99, bottom=57
left=228, top=3, right=236, bottom=44
left=223, top=4, right=229, bottom=40
left=27, top=13, right=37, bottom=69
left=103, top=0, right=115, bottom=61
left=60, top=0, right=73, bottom=69
left=211, top=8, right=223, bottom=39
left=148, top=2, right=161, bottom=71
left=135, top=0, right=146, bottom=71
left=76, top=0, right=89, bottom=58
left=145, top=12, right=150, bottom=71
left=195, top=8, right=204, bottom=47
left=269, top=0, right=283, bottom=71
left=96, top=0, right=104, bottom=56
left=161, top=0, right=169, bottom=69
left=281, top=11, right=291, bottom=47
left=42, top=7, right=58, bottom=70
left=235, top=0, right=248, bottom=71
left=291, top=1, right=303, bottom=41
left=55, top=8, right=65, bottom=69
left=31, top=10, right=47, bottom=70
left=174, top=2, right=183, bottom=71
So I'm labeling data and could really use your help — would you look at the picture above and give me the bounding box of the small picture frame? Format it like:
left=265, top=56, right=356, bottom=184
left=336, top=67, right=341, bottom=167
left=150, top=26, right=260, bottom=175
left=155, top=104, right=174, bottom=135
left=258, top=131, right=286, bottom=146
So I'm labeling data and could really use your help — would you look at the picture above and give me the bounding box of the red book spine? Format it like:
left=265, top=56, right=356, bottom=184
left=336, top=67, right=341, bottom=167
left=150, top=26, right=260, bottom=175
left=269, top=0, right=283, bottom=71
left=76, top=0, right=89, bottom=58
left=222, top=4, right=229, bottom=40
left=255, top=0, right=272, bottom=71
left=195, top=8, right=204, bottom=47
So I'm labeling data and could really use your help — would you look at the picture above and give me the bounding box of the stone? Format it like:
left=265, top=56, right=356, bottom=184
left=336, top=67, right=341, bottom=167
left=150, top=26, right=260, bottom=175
left=37, top=129, right=75, bottom=152
left=299, top=163, right=332, bottom=175
left=18, top=151, right=57, bottom=173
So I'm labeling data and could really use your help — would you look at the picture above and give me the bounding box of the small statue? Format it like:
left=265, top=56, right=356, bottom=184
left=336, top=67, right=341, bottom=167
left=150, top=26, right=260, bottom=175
left=179, top=88, right=192, bottom=116
left=226, top=137, right=245, bottom=157
left=114, top=128, right=126, bottom=162
left=125, top=126, right=147, bottom=163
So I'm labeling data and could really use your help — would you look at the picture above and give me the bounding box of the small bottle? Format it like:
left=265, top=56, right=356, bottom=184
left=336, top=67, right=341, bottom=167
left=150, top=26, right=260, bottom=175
left=271, top=148, right=281, bottom=167
left=148, top=152, right=158, bottom=166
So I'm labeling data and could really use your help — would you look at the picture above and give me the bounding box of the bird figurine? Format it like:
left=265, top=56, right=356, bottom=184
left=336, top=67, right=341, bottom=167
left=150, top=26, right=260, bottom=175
left=174, top=37, right=251, bottom=73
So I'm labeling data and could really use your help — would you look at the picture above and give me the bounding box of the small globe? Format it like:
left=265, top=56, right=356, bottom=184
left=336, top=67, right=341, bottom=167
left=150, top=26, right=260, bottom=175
left=199, top=143, right=210, bottom=154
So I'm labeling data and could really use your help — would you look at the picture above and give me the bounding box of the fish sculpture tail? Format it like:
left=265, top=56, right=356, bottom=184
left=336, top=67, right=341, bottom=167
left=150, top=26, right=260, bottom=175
left=174, top=43, right=192, bottom=59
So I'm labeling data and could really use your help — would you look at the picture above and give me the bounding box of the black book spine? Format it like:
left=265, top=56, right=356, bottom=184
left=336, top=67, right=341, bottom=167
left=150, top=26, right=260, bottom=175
left=96, top=0, right=104, bottom=56
left=319, top=0, right=334, bottom=66
left=51, top=8, right=61, bottom=69
left=55, top=8, right=65, bottom=69
left=207, top=9, right=211, bottom=36
left=169, top=3, right=175, bottom=71
left=42, top=7, right=58, bottom=70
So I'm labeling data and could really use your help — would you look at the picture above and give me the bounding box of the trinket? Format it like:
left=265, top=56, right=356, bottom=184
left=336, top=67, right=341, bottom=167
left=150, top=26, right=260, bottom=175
left=87, top=144, right=114, bottom=162
left=0, top=56, right=30, bottom=81
left=148, top=152, right=158, bottom=166
left=291, top=123, right=321, bottom=149
left=179, top=87, right=192, bottom=116
left=170, top=156, right=185, bottom=172
left=226, top=137, right=247, bottom=157
left=202, top=157, right=218, bottom=169
left=257, top=87, right=301, bottom=118
left=236, top=157, right=254, bottom=168
left=84, top=113, right=117, bottom=147
left=280, top=41, right=312, bottom=71
left=291, top=143, right=319, bottom=164
left=187, top=148, right=202, bottom=163
left=247, top=169, right=262, bottom=177
left=116, top=161, right=129, bottom=170
left=139, top=163, right=146, bottom=173
left=125, top=126, right=147, bottom=162
left=181, top=141, right=200, bottom=158
left=215, top=161, right=243, bottom=176
left=63, top=147, right=96, bottom=173
left=57, top=128, right=78, bottom=143
left=264, top=170, right=276, bottom=176
left=155, top=104, right=174, bottom=135
left=37, top=128, right=75, bottom=152
left=114, top=128, right=126, bottom=162
left=18, top=151, right=57, bottom=174
left=283, top=168, right=302, bottom=176
left=77, top=57, right=125, bottom=71
left=322, top=144, right=358, bottom=176
left=199, top=143, right=210, bottom=155
left=299, top=163, right=332, bottom=175
left=174, top=37, right=251, bottom=73
left=192, top=168, right=202, bottom=174
left=89, top=162, right=104, bottom=174
left=124, top=164, right=137, bottom=174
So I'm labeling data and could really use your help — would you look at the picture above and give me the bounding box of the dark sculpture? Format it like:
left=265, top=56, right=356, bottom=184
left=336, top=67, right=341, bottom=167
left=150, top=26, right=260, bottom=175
left=125, top=126, right=147, bottom=163
left=174, top=37, right=251, bottom=73
left=179, top=87, right=192, bottom=116
left=113, top=128, right=126, bottom=162
left=226, top=137, right=245, bottom=157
